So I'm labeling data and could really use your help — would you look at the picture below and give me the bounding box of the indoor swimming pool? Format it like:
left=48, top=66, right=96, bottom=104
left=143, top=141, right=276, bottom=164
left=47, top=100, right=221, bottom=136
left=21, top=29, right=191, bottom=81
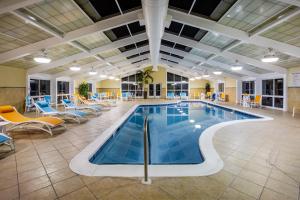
left=90, top=102, right=259, bottom=165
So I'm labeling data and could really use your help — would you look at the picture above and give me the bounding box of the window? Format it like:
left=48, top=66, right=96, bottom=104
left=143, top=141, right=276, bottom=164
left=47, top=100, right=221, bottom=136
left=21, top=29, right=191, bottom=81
left=88, top=83, right=93, bottom=93
left=242, top=81, right=255, bottom=95
left=218, top=83, right=224, bottom=93
left=30, top=79, right=50, bottom=96
left=167, top=72, right=189, bottom=97
left=57, top=81, right=69, bottom=94
left=121, top=74, right=143, bottom=98
left=262, top=78, right=284, bottom=109
left=57, top=81, right=70, bottom=104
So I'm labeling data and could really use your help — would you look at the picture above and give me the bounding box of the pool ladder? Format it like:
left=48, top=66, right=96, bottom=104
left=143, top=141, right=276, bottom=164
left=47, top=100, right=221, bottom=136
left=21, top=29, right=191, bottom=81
left=142, top=116, right=151, bottom=185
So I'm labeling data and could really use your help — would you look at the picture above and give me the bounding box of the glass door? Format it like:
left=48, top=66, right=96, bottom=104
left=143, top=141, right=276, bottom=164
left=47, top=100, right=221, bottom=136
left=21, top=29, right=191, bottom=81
left=155, top=84, right=161, bottom=98
left=148, top=84, right=161, bottom=98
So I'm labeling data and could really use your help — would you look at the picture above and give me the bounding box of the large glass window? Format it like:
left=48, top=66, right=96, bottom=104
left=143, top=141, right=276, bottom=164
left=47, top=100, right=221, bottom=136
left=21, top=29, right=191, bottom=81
left=30, top=79, right=50, bottom=96
left=88, top=83, right=93, bottom=93
left=167, top=72, right=189, bottom=97
left=242, top=81, right=255, bottom=95
left=218, top=83, right=224, bottom=93
left=57, top=81, right=70, bottom=104
left=262, top=78, right=284, bottom=109
left=121, top=74, right=143, bottom=98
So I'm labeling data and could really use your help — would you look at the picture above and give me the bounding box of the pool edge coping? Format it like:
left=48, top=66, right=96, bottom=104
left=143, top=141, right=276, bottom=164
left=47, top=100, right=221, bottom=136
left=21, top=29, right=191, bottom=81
left=69, top=100, right=273, bottom=177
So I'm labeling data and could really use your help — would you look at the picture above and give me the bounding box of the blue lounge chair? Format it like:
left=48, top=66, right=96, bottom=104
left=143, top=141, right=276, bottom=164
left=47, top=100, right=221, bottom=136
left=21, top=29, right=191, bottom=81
left=0, top=133, right=14, bottom=151
left=35, top=101, right=88, bottom=124
left=167, top=92, right=175, bottom=100
left=180, top=92, right=188, bottom=100
left=25, top=95, right=34, bottom=112
left=44, top=95, right=52, bottom=104
left=62, top=99, right=101, bottom=114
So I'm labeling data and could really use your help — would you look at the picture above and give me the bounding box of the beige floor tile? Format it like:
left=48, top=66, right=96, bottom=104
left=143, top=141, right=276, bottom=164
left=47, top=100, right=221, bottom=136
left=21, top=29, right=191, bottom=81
left=20, top=185, right=57, bottom=200
left=231, top=177, right=263, bottom=198
left=48, top=167, right=76, bottom=184
left=53, top=176, right=84, bottom=197
left=0, top=185, right=19, bottom=200
left=269, top=168, right=299, bottom=187
left=19, top=175, right=51, bottom=196
left=127, top=184, right=175, bottom=200
left=44, top=160, right=68, bottom=174
left=208, top=170, right=236, bottom=186
left=0, top=174, right=18, bottom=191
left=260, top=188, right=297, bottom=200
left=238, top=169, right=268, bottom=186
left=87, top=177, right=119, bottom=199
left=219, top=187, right=256, bottom=200
left=59, top=187, right=96, bottom=200
left=18, top=167, right=46, bottom=183
left=265, top=178, right=299, bottom=199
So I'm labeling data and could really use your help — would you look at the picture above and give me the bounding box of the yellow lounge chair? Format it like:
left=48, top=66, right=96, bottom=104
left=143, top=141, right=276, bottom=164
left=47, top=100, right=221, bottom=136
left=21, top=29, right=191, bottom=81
left=250, top=95, right=261, bottom=108
left=220, top=93, right=226, bottom=102
left=0, top=105, right=65, bottom=136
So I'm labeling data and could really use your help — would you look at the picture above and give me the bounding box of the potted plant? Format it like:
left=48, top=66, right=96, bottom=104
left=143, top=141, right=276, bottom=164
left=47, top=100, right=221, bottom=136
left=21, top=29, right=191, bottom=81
left=205, top=82, right=211, bottom=98
left=137, top=69, right=154, bottom=99
left=78, top=81, right=89, bottom=99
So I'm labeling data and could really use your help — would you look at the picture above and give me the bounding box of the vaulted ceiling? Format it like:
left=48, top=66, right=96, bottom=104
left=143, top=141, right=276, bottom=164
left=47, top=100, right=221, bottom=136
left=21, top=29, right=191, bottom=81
left=0, top=0, right=299, bottom=80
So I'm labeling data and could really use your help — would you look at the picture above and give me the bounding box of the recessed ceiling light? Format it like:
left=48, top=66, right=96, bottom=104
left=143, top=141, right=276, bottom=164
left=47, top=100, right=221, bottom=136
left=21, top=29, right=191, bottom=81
left=99, top=75, right=107, bottom=78
left=261, top=55, right=279, bottom=63
left=202, top=74, right=210, bottom=78
left=34, top=50, right=51, bottom=63
left=108, top=76, right=115, bottom=80
left=261, top=48, right=279, bottom=63
left=190, top=78, right=195, bottom=81
left=231, top=66, right=243, bottom=71
left=70, top=66, right=80, bottom=71
left=89, top=67, right=97, bottom=75
left=195, top=76, right=201, bottom=79
left=213, top=71, right=222, bottom=75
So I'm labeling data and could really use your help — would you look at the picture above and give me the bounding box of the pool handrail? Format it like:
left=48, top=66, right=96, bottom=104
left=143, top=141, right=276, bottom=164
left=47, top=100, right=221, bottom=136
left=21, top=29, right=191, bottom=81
left=142, top=116, right=151, bottom=185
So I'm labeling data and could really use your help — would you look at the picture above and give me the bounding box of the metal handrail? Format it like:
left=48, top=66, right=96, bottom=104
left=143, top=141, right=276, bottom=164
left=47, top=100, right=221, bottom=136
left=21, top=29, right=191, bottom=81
left=142, top=116, right=151, bottom=184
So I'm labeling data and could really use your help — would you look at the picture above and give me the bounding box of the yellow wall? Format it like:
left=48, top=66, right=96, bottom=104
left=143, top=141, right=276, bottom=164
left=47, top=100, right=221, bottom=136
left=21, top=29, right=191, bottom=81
left=0, top=65, right=26, bottom=87
left=287, top=67, right=300, bottom=112
left=97, top=79, right=120, bottom=88
left=0, top=65, right=27, bottom=111
left=224, top=77, right=237, bottom=103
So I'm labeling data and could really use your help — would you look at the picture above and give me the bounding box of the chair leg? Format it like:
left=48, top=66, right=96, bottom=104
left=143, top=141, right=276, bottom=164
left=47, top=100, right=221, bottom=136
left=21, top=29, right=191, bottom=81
left=292, top=107, right=295, bottom=117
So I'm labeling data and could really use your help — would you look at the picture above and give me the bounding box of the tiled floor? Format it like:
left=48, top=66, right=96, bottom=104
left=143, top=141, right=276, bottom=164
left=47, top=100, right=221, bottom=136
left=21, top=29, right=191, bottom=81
left=0, top=100, right=299, bottom=200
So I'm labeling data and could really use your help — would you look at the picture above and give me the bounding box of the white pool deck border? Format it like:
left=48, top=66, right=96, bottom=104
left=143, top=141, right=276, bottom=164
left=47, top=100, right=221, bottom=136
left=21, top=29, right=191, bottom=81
left=69, top=100, right=273, bottom=177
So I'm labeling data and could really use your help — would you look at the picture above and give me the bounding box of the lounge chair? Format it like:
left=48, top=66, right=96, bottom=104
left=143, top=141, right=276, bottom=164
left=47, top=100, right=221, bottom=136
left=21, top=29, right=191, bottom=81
left=0, top=133, right=14, bottom=152
left=180, top=92, right=188, bottom=100
left=62, top=99, right=101, bottom=114
left=167, top=92, right=175, bottom=100
left=35, top=101, right=88, bottom=124
left=219, top=93, right=226, bottom=102
left=90, top=94, right=116, bottom=107
left=0, top=105, right=65, bottom=136
left=250, top=95, right=261, bottom=108
left=77, top=95, right=111, bottom=110
left=25, top=95, right=34, bottom=112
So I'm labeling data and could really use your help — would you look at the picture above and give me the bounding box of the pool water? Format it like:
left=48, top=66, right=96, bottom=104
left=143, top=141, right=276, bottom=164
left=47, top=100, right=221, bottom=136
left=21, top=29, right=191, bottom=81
left=90, top=102, right=259, bottom=165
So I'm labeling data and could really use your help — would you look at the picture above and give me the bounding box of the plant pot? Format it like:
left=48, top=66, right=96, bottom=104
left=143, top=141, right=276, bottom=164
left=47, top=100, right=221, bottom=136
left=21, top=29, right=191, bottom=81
left=143, top=91, right=147, bottom=99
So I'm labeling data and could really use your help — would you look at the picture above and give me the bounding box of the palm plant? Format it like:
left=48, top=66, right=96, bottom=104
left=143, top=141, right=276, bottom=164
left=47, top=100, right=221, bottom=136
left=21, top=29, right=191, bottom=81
left=78, top=81, right=89, bottom=98
left=136, top=69, right=154, bottom=99
left=136, top=69, right=154, bottom=85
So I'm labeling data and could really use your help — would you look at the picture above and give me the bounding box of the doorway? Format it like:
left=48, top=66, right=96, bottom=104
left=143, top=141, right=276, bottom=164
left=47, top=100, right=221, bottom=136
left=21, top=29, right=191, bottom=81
left=148, top=83, right=161, bottom=98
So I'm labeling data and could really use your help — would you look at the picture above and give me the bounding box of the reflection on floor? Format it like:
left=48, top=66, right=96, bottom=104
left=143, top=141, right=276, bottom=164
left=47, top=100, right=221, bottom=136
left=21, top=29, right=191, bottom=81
left=0, top=99, right=299, bottom=200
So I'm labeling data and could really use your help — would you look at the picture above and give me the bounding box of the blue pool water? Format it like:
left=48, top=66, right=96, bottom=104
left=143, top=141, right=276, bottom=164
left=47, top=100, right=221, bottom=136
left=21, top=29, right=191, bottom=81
left=90, top=102, right=259, bottom=165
